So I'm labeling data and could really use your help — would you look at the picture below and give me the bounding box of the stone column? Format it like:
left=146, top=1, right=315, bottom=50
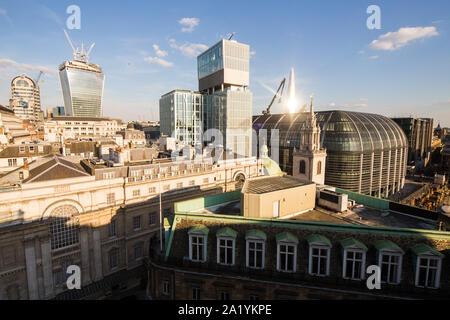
left=80, top=228, right=92, bottom=286
left=24, top=238, right=39, bottom=300
left=39, top=237, right=54, bottom=299
left=92, top=230, right=103, bottom=281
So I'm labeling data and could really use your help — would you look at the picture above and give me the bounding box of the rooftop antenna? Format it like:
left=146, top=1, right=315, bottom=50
left=228, top=32, right=236, bottom=40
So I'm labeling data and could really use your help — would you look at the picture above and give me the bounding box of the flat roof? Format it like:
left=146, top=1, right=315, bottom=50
left=244, top=175, right=312, bottom=194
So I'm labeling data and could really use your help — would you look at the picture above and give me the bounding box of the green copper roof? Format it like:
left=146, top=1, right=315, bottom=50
left=306, top=234, right=332, bottom=247
left=374, top=240, right=404, bottom=253
left=411, top=243, right=444, bottom=257
left=245, top=229, right=267, bottom=241
left=216, top=227, right=238, bottom=238
left=262, top=157, right=282, bottom=176
left=188, top=224, right=209, bottom=235
left=340, top=238, right=368, bottom=251
left=276, top=232, right=299, bottom=244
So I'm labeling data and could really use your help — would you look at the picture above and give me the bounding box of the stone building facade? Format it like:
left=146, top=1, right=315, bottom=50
left=149, top=193, right=450, bottom=300
left=0, top=155, right=262, bottom=299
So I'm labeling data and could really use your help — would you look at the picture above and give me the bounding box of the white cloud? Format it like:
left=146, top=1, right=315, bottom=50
left=358, top=50, right=365, bottom=55
left=179, top=17, right=199, bottom=32
left=369, top=55, right=379, bottom=59
left=152, top=44, right=168, bottom=57
left=169, top=39, right=208, bottom=57
left=250, top=51, right=256, bottom=56
left=369, top=26, right=438, bottom=51
left=144, top=57, right=173, bottom=67
left=328, top=102, right=336, bottom=107
left=0, top=8, right=13, bottom=26
left=0, top=58, right=56, bottom=75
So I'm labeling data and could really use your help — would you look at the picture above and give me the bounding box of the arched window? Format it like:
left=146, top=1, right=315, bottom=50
left=317, top=161, right=322, bottom=175
left=50, top=205, right=80, bottom=250
left=299, top=160, right=306, bottom=174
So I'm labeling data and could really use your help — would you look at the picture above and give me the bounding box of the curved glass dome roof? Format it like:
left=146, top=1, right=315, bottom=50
left=253, top=110, right=408, bottom=153
left=253, top=110, right=408, bottom=197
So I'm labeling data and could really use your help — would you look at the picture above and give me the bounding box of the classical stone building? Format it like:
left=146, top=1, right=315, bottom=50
left=0, top=153, right=263, bottom=300
left=149, top=191, right=450, bottom=300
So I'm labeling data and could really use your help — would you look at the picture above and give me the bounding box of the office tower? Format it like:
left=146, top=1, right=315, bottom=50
left=52, top=106, right=65, bottom=117
left=159, top=90, right=203, bottom=147
left=198, top=39, right=252, bottom=157
left=59, top=31, right=105, bottom=118
left=391, top=117, right=434, bottom=167
left=10, top=74, right=42, bottom=121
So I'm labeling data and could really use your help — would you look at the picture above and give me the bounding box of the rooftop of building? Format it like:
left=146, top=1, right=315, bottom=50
left=0, top=105, right=15, bottom=115
left=174, top=190, right=439, bottom=231
left=242, top=175, right=312, bottom=194
left=161, top=89, right=202, bottom=97
left=51, top=116, right=120, bottom=122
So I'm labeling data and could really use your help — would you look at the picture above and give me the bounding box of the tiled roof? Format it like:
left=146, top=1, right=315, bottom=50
left=23, top=154, right=90, bottom=183
left=243, top=175, right=311, bottom=194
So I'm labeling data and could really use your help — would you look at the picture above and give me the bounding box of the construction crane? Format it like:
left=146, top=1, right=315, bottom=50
left=64, top=29, right=80, bottom=60
left=63, top=29, right=95, bottom=63
left=262, top=78, right=286, bottom=115
left=228, top=32, right=236, bottom=40
left=35, top=71, right=44, bottom=84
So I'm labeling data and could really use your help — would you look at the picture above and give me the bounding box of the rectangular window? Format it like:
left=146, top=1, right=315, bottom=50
left=109, top=250, right=118, bottom=269
left=149, top=213, right=156, bottom=225
left=190, top=235, right=205, bottom=262
left=19, top=146, right=25, bottom=153
left=149, top=187, right=156, bottom=194
left=162, top=280, right=170, bottom=295
left=133, top=189, right=141, bottom=197
left=220, top=291, right=230, bottom=300
left=277, top=243, right=296, bottom=272
left=107, top=193, right=115, bottom=205
left=29, top=146, right=35, bottom=152
left=192, top=287, right=201, bottom=300
left=203, top=178, right=209, bottom=184
left=176, top=182, right=183, bottom=189
left=134, top=246, right=143, bottom=260
left=344, top=250, right=365, bottom=280
left=309, top=246, right=330, bottom=276
left=163, top=185, right=170, bottom=191
left=247, top=240, right=264, bottom=269
left=133, top=216, right=141, bottom=231
left=8, top=159, right=17, bottom=167
left=189, top=180, right=195, bottom=186
left=416, top=257, right=440, bottom=288
left=380, top=253, right=402, bottom=284
left=103, top=172, right=115, bottom=179
left=217, top=238, right=235, bottom=265
left=108, top=220, right=116, bottom=237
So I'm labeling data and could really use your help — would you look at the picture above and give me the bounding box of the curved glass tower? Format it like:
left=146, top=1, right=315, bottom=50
left=253, top=110, right=408, bottom=197
left=59, top=60, right=105, bottom=118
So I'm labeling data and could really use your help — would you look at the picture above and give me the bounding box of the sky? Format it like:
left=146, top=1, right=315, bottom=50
left=0, top=0, right=449, bottom=126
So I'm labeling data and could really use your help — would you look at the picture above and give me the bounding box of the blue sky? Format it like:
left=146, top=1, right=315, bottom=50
left=0, top=0, right=449, bottom=126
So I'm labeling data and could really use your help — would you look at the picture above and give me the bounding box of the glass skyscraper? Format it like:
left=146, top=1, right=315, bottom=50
left=198, top=39, right=252, bottom=157
left=158, top=39, right=253, bottom=158
left=59, top=60, right=105, bottom=118
left=160, top=90, right=203, bottom=146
